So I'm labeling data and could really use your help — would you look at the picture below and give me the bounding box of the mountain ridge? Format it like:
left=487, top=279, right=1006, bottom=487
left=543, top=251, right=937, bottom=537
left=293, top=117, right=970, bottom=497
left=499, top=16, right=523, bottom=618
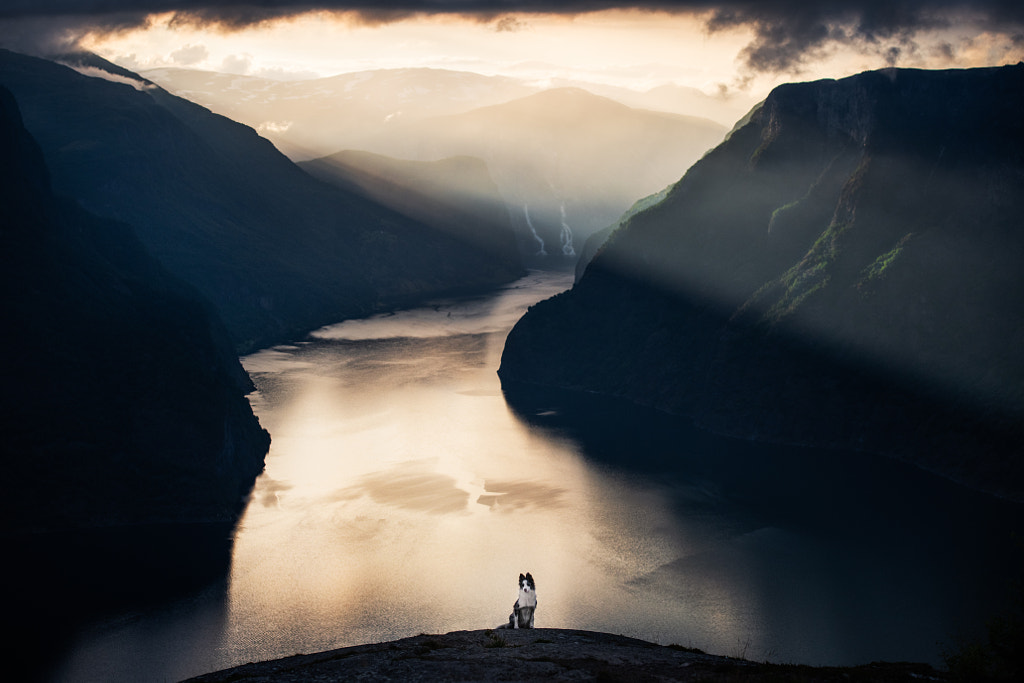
left=140, top=65, right=539, bottom=159
left=364, top=85, right=726, bottom=266
left=499, top=64, right=1024, bottom=500
left=138, top=62, right=728, bottom=269
left=0, top=50, right=524, bottom=352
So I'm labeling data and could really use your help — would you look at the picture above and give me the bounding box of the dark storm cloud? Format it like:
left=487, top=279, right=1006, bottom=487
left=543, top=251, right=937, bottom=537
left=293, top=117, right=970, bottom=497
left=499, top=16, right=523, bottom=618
left=2, top=2, right=1023, bottom=72
left=698, top=1, right=1024, bottom=73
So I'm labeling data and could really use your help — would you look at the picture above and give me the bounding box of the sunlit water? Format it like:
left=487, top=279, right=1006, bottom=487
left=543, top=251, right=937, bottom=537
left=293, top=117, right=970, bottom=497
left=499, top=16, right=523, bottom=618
left=53, top=271, right=1023, bottom=682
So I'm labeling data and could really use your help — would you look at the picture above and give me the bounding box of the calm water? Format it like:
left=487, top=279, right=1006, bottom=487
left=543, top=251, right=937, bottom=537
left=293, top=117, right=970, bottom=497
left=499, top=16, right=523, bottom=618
left=51, top=271, right=1023, bottom=682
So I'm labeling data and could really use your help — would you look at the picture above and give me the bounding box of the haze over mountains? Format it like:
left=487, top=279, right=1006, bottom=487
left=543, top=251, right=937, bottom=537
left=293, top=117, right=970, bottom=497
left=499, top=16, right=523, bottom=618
left=500, top=64, right=1024, bottom=501
left=372, top=88, right=727, bottom=265
left=0, top=50, right=524, bottom=352
left=140, top=65, right=750, bottom=158
left=142, top=66, right=730, bottom=266
left=140, top=66, right=539, bottom=159
left=299, top=151, right=519, bottom=266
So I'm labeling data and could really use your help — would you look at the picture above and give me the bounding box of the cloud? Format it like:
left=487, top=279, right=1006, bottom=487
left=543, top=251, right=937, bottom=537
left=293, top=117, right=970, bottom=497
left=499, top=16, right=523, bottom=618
left=61, top=61, right=156, bottom=90
left=2, top=2, right=1023, bottom=74
left=700, top=1, right=974, bottom=73
left=170, top=42, right=208, bottom=64
left=493, top=15, right=528, bottom=32
left=0, top=12, right=155, bottom=56
left=220, top=52, right=251, bottom=73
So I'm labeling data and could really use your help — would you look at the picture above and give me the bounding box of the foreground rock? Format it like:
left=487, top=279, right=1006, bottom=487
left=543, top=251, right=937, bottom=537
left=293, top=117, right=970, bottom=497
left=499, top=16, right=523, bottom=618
left=184, top=629, right=943, bottom=682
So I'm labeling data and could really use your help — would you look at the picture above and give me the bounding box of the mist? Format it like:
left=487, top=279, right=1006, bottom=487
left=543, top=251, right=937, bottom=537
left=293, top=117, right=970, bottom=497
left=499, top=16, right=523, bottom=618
left=135, top=66, right=728, bottom=267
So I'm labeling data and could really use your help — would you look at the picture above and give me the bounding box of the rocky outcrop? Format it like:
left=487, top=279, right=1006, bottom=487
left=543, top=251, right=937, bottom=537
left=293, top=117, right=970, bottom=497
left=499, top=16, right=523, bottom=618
left=500, top=65, right=1024, bottom=500
left=183, top=629, right=943, bottom=682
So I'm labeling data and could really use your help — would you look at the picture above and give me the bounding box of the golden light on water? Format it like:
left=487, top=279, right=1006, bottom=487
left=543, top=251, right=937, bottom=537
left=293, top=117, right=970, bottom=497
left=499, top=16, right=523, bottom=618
left=50, top=273, right=1024, bottom=682
left=228, top=273, right=691, bottom=658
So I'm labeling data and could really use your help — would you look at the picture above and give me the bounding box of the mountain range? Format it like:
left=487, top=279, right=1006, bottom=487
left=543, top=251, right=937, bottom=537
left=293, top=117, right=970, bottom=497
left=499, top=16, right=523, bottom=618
left=139, top=66, right=537, bottom=160
left=141, top=65, right=729, bottom=267
left=364, top=87, right=727, bottom=264
left=140, top=65, right=751, bottom=159
left=0, top=50, right=524, bottom=352
left=499, top=64, right=1024, bottom=500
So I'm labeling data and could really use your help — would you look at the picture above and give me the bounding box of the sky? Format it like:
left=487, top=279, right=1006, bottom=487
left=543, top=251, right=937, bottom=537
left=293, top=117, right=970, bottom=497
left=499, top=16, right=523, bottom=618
left=1, top=2, right=1023, bottom=99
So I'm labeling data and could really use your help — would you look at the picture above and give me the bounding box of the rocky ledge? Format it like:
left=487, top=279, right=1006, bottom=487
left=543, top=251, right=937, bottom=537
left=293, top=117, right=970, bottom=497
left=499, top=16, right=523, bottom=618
left=183, top=629, right=943, bottom=682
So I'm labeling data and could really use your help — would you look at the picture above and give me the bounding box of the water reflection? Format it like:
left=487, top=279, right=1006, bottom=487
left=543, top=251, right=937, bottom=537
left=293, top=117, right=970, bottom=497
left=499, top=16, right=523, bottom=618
left=477, top=480, right=568, bottom=511
left=48, top=271, right=1024, bottom=681
left=503, top=382, right=1024, bottom=664
left=228, top=269, right=1022, bottom=670
left=336, top=461, right=472, bottom=514
left=220, top=271, right=621, bottom=667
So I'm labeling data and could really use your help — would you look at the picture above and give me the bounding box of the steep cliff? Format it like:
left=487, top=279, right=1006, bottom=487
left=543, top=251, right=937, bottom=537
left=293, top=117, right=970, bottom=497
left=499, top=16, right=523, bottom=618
left=0, top=85, right=269, bottom=532
left=0, top=50, right=523, bottom=352
left=499, top=65, right=1024, bottom=499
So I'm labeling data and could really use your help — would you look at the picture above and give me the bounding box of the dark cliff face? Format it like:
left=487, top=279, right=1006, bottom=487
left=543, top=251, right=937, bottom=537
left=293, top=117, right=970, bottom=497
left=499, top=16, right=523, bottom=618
left=499, top=64, right=1024, bottom=500
left=0, top=50, right=523, bottom=352
left=299, top=151, right=524, bottom=270
left=0, top=85, right=270, bottom=532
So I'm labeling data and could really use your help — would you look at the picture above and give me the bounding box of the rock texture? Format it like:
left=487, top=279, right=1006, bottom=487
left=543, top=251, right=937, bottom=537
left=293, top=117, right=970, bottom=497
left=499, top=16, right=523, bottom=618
left=183, top=629, right=943, bottom=682
left=499, top=65, right=1024, bottom=500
